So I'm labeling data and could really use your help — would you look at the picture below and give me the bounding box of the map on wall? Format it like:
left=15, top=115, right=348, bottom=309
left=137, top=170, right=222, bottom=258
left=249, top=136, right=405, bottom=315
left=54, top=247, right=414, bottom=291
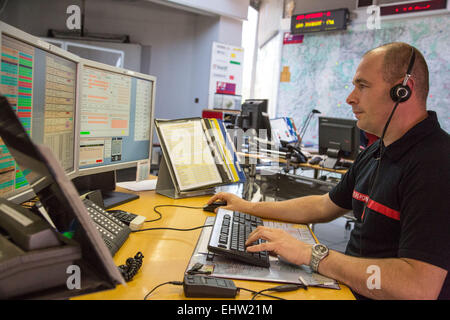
left=277, top=15, right=449, bottom=148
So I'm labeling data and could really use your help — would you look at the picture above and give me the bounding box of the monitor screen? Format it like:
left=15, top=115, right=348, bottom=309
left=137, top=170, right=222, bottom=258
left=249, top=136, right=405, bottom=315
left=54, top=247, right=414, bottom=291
left=318, top=116, right=360, bottom=161
left=0, top=27, right=78, bottom=201
left=78, top=62, right=155, bottom=174
left=270, top=117, right=298, bottom=144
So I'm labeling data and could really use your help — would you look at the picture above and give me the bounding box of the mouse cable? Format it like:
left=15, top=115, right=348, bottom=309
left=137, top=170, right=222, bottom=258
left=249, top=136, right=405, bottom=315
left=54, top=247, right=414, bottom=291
left=146, top=204, right=204, bottom=223
left=131, top=224, right=213, bottom=233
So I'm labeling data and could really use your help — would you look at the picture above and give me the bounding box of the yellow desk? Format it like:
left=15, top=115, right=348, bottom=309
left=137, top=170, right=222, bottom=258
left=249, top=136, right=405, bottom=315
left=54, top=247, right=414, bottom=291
left=74, top=183, right=355, bottom=300
left=237, top=152, right=348, bottom=176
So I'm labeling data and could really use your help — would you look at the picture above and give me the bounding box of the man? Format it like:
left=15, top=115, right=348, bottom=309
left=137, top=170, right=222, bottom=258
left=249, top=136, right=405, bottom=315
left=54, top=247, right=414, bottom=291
left=208, top=42, right=449, bottom=300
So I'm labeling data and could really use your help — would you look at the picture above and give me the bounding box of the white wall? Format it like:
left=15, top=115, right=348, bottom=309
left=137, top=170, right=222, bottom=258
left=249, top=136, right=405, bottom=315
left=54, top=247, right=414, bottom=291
left=149, top=0, right=250, bottom=20
left=293, top=0, right=357, bottom=13
left=0, top=0, right=243, bottom=121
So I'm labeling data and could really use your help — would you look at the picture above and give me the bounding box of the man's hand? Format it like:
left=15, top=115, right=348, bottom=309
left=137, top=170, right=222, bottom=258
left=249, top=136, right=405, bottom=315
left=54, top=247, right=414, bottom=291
left=207, top=192, right=251, bottom=213
left=245, top=226, right=313, bottom=267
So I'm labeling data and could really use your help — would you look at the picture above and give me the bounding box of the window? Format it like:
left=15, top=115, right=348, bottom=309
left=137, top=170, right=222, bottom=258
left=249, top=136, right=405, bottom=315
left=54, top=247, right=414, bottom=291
left=241, top=6, right=258, bottom=102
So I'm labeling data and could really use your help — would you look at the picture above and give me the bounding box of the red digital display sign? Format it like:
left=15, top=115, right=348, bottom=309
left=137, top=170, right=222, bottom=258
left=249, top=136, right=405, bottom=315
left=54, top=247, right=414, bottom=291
left=291, top=8, right=349, bottom=34
left=380, top=0, right=447, bottom=16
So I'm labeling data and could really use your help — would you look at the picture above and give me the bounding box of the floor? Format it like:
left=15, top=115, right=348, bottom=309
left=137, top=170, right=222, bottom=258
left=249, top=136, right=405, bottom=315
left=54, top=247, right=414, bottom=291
left=312, top=217, right=354, bottom=253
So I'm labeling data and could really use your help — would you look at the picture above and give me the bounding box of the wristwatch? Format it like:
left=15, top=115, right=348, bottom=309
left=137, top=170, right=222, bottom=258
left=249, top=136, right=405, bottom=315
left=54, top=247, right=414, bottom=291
left=309, top=243, right=329, bottom=273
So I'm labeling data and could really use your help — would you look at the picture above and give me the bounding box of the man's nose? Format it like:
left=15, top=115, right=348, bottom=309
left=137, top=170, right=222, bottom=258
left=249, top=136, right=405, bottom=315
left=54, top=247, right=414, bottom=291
left=346, top=88, right=358, bottom=106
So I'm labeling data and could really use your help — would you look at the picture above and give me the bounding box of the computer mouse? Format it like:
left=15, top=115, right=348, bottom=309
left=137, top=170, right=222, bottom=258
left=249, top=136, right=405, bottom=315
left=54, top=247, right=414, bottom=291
left=203, top=201, right=227, bottom=213
left=308, top=156, right=322, bottom=165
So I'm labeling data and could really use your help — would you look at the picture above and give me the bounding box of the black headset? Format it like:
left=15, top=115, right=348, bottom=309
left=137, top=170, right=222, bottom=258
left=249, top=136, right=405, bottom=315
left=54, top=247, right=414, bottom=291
left=389, top=47, right=416, bottom=102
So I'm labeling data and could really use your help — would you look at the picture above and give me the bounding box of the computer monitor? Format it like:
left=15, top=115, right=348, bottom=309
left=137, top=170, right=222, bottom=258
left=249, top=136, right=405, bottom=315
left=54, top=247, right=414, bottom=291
left=0, top=22, right=79, bottom=203
left=318, top=116, right=360, bottom=169
left=270, top=117, right=298, bottom=145
left=236, top=99, right=271, bottom=141
left=74, top=59, right=156, bottom=207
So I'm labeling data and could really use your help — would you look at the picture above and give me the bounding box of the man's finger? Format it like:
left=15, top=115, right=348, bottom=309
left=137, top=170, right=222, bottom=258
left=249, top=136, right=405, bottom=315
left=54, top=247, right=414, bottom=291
left=246, top=226, right=272, bottom=245
left=246, top=241, right=274, bottom=253
left=207, top=192, right=225, bottom=205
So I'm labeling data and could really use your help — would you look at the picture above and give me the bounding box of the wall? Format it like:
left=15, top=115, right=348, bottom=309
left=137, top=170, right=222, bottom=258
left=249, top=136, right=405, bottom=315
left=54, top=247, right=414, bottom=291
left=277, top=14, right=450, bottom=147
left=292, top=0, right=357, bottom=13
left=149, top=0, right=250, bottom=20
left=0, top=0, right=243, bottom=122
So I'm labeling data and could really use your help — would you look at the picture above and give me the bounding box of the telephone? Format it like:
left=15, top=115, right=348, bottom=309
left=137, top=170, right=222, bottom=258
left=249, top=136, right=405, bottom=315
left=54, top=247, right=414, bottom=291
left=0, top=197, right=61, bottom=251
left=280, top=140, right=307, bottom=163
left=0, top=198, right=81, bottom=299
left=80, top=198, right=131, bottom=256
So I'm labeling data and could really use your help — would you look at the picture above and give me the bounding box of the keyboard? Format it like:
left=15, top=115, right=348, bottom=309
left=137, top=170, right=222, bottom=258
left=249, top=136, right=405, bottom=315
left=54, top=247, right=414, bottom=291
left=207, top=210, right=270, bottom=268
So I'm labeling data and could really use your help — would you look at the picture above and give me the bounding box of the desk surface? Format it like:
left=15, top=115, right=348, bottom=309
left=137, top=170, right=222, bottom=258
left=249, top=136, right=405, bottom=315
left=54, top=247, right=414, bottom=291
left=237, top=152, right=348, bottom=175
left=74, top=181, right=355, bottom=300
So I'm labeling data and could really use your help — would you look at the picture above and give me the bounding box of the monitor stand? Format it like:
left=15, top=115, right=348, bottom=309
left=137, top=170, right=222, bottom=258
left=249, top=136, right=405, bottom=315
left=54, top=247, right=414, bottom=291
left=72, top=170, right=139, bottom=209
left=322, top=157, right=339, bottom=169
left=322, top=148, right=340, bottom=169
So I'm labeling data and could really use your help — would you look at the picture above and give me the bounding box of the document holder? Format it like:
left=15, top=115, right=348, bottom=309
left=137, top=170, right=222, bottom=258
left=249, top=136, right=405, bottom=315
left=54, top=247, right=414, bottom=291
left=154, top=118, right=245, bottom=199
left=155, top=155, right=215, bottom=199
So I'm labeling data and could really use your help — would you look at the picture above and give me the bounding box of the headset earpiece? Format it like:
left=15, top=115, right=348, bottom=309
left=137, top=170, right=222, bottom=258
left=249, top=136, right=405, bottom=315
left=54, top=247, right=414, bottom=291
left=389, top=47, right=416, bottom=103
left=390, top=83, right=411, bottom=102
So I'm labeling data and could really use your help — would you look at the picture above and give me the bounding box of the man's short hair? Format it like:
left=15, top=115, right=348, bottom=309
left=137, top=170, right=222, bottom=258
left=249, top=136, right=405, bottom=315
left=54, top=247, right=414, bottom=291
left=365, top=42, right=429, bottom=103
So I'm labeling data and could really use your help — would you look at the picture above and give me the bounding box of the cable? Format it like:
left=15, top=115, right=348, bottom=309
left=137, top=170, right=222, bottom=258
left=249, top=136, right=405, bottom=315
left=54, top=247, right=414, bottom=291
left=143, top=281, right=183, bottom=300
left=237, top=287, right=285, bottom=300
left=147, top=204, right=204, bottom=223
left=249, top=284, right=306, bottom=300
left=131, top=224, right=213, bottom=233
left=118, top=252, right=144, bottom=282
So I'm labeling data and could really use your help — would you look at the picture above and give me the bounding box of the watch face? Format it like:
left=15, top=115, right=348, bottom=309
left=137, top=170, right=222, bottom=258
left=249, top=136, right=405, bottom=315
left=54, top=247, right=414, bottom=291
left=315, top=244, right=328, bottom=254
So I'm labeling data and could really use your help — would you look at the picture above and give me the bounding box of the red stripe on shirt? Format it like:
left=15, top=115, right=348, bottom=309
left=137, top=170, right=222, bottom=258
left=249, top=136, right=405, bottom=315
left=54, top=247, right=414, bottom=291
left=353, top=189, right=400, bottom=221
left=367, top=200, right=400, bottom=221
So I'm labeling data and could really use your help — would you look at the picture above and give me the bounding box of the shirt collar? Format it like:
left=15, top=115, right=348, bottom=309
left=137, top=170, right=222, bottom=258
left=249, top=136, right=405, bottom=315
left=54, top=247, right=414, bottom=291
left=381, top=111, right=441, bottom=162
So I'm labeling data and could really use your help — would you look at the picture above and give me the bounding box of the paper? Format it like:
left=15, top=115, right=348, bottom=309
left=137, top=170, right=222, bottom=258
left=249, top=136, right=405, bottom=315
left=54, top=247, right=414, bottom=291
left=136, top=159, right=150, bottom=182
left=116, top=179, right=157, bottom=191
left=157, top=120, right=223, bottom=191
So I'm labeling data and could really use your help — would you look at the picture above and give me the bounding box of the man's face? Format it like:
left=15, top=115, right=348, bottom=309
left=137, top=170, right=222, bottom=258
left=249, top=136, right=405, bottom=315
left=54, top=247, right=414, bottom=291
left=346, top=50, right=394, bottom=136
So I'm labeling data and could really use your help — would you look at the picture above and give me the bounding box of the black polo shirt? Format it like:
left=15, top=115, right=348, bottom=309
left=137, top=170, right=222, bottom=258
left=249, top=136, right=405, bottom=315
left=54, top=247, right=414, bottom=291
left=329, top=111, right=450, bottom=300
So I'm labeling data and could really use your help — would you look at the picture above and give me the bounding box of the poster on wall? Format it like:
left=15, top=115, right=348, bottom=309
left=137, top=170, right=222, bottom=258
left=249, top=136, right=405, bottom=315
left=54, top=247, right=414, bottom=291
left=208, top=42, right=244, bottom=109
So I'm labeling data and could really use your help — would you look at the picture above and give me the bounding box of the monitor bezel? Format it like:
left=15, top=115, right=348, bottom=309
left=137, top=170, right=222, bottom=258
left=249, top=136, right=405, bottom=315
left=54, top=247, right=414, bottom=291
left=0, top=21, right=81, bottom=202
left=76, top=58, right=156, bottom=177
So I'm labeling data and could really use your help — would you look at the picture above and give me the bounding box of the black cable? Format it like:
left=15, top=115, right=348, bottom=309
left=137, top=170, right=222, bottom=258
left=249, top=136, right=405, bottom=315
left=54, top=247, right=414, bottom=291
left=143, top=281, right=297, bottom=300
left=118, top=252, right=144, bottom=282
left=132, top=224, right=213, bottom=233
left=147, top=204, right=204, bottom=223
left=143, top=281, right=184, bottom=300
left=249, top=284, right=306, bottom=300
left=237, top=287, right=285, bottom=300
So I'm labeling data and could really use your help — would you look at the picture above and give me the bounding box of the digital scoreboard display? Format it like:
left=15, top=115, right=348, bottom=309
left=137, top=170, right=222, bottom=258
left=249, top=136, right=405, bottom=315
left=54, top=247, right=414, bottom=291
left=291, top=8, right=349, bottom=34
left=380, top=0, right=447, bottom=16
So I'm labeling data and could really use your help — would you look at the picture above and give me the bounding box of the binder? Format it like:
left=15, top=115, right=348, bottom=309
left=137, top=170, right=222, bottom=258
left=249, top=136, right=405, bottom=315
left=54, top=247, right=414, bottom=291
left=154, top=118, right=245, bottom=199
